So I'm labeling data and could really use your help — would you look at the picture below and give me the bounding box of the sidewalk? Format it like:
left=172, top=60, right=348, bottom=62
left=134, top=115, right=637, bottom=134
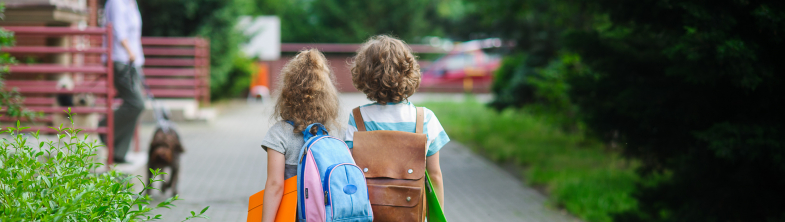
left=145, top=94, right=578, bottom=222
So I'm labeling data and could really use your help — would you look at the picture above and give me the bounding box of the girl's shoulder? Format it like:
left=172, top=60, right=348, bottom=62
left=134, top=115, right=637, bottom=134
left=266, top=121, right=299, bottom=137
left=271, top=120, right=294, bottom=129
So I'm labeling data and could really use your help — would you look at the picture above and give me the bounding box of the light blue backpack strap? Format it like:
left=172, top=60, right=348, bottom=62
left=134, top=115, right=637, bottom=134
left=296, top=140, right=307, bottom=220
left=302, top=123, right=328, bottom=141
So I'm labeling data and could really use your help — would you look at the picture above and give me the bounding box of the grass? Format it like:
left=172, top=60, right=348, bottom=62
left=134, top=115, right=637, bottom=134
left=420, top=99, right=638, bottom=222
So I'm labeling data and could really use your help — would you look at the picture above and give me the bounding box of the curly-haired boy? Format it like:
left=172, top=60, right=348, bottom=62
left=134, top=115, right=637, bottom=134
left=345, top=35, right=449, bottom=210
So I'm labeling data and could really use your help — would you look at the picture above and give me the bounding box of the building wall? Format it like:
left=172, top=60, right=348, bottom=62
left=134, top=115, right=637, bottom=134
left=2, top=0, right=87, bottom=12
left=0, top=0, right=88, bottom=26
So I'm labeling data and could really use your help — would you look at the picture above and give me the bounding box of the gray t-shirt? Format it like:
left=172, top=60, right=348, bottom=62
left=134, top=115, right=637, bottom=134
left=261, top=121, right=304, bottom=179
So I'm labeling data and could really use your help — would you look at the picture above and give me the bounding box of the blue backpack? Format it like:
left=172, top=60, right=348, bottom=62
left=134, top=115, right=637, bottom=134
left=292, top=122, right=373, bottom=222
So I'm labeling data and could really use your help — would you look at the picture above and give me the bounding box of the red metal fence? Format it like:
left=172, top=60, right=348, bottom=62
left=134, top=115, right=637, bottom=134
left=141, top=37, right=210, bottom=105
left=0, top=25, right=116, bottom=165
left=268, top=43, right=490, bottom=93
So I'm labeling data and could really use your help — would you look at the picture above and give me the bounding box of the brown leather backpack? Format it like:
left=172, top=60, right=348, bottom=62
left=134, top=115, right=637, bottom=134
left=351, top=107, right=428, bottom=222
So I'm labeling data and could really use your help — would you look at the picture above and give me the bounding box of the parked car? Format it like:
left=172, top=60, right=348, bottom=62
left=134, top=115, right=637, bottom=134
left=421, top=48, right=501, bottom=86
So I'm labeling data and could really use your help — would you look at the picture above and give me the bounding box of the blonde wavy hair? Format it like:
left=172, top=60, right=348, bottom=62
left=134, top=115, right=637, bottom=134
left=351, top=35, right=421, bottom=104
left=273, top=49, right=341, bottom=134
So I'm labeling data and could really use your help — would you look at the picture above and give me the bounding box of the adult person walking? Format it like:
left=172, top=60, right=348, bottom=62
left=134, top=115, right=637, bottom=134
left=101, top=0, right=145, bottom=163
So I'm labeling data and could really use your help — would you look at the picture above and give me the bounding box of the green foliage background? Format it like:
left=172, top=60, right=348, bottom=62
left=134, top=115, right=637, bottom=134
left=472, top=0, right=785, bottom=221
left=564, top=1, right=785, bottom=221
left=248, top=0, right=475, bottom=43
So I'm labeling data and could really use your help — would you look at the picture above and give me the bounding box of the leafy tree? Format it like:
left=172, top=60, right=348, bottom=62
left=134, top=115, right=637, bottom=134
left=306, top=0, right=435, bottom=42
left=467, top=0, right=591, bottom=128
left=468, top=0, right=785, bottom=220
left=249, top=0, right=445, bottom=43
left=562, top=1, right=785, bottom=221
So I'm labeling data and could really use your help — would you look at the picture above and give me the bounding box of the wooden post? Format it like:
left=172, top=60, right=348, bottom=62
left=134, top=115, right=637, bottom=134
left=89, top=0, right=98, bottom=27
left=106, top=23, right=115, bottom=167
left=202, top=38, right=211, bottom=106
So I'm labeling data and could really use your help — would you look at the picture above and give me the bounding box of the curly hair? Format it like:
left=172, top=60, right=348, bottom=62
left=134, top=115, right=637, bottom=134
left=351, top=35, right=421, bottom=104
left=273, top=49, right=341, bottom=134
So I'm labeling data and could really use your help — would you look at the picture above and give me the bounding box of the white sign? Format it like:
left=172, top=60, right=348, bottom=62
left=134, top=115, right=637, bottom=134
left=237, top=16, right=281, bottom=61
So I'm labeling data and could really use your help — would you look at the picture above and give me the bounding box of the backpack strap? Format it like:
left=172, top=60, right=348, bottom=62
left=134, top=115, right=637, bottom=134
left=352, top=107, right=367, bottom=131
left=416, top=107, right=424, bottom=134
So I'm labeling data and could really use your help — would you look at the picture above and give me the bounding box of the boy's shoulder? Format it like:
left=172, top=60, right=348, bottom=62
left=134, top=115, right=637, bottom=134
left=351, top=102, right=437, bottom=120
left=419, top=106, right=435, bottom=114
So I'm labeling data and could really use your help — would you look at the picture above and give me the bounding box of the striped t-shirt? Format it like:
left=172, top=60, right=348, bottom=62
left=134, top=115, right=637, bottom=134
left=345, top=102, right=450, bottom=157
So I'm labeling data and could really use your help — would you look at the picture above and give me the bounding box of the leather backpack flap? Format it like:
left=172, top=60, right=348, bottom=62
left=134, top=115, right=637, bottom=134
left=367, top=184, right=423, bottom=207
left=351, top=106, right=429, bottom=222
left=352, top=130, right=427, bottom=180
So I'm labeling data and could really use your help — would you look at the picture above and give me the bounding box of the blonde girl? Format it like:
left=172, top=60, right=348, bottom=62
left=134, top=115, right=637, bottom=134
left=260, top=49, right=340, bottom=222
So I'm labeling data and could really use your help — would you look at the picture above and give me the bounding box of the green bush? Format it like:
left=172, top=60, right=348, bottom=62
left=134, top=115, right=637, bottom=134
left=422, top=100, right=638, bottom=222
left=490, top=52, right=582, bottom=130
left=472, top=0, right=594, bottom=130
left=0, top=111, right=209, bottom=221
left=562, top=1, right=785, bottom=221
left=222, top=53, right=256, bottom=98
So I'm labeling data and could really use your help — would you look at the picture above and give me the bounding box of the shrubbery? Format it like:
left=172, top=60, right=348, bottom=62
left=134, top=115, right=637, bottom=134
left=563, top=1, right=785, bottom=221
left=0, top=113, right=209, bottom=221
left=479, top=0, right=785, bottom=221
left=423, top=100, right=637, bottom=222
left=490, top=52, right=583, bottom=130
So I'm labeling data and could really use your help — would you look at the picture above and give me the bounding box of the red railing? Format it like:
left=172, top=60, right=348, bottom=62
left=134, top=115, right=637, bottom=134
left=129, top=37, right=210, bottom=153
left=0, top=25, right=116, bottom=165
left=140, top=37, right=210, bottom=105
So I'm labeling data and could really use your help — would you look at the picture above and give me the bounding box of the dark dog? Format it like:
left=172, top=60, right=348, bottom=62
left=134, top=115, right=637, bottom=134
left=147, top=127, right=184, bottom=196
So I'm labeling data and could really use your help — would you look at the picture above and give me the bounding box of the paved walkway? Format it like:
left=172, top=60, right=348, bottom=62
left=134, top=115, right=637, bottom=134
left=143, top=94, right=577, bottom=222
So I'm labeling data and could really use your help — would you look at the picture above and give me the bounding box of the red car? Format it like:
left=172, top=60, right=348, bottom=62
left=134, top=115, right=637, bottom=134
left=421, top=48, right=501, bottom=88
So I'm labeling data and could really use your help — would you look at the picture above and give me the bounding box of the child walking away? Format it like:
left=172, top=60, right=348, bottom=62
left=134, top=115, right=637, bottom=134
left=260, top=49, right=372, bottom=222
left=346, top=35, right=450, bottom=222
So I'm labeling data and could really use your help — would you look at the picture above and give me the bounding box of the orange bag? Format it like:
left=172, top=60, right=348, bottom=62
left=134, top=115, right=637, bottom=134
left=247, top=176, right=297, bottom=222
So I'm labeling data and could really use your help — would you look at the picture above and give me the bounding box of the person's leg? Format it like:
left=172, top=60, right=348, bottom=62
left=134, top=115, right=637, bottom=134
left=110, top=62, right=145, bottom=161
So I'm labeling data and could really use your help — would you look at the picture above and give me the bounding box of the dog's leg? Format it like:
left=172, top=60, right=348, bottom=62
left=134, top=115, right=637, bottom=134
left=169, top=164, right=180, bottom=197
